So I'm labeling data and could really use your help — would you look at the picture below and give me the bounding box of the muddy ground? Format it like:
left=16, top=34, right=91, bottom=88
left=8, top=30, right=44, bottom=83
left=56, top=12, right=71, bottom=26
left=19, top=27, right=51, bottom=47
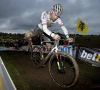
left=0, top=51, right=100, bottom=90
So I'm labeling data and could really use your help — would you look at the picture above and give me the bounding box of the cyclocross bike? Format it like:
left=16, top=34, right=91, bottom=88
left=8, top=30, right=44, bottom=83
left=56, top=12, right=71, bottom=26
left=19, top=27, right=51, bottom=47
left=30, top=36, right=79, bottom=88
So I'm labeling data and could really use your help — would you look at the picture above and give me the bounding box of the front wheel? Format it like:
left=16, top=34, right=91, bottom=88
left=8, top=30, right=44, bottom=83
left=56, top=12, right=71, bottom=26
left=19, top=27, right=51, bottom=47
left=49, top=51, right=79, bottom=88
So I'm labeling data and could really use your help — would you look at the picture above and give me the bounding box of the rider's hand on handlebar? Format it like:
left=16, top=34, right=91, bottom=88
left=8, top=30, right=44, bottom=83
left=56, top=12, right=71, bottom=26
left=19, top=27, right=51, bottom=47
left=53, top=34, right=61, bottom=40
left=68, top=37, right=74, bottom=42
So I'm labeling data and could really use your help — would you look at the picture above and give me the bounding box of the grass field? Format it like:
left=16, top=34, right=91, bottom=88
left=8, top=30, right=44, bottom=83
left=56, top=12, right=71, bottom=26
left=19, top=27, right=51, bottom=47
left=74, top=36, right=100, bottom=48
left=0, top=51, right=100, bottom=90
left=0, top=34, right=100, bottom=48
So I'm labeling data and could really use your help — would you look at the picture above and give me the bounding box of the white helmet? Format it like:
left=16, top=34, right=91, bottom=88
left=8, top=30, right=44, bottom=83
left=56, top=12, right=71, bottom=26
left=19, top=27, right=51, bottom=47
left=52, top=3, right=63, bottom=17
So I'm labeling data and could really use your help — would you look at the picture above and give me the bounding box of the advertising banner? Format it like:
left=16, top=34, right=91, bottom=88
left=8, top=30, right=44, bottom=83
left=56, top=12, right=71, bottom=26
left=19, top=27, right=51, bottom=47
left=78, top=47, right=100, bottom=67
left=32, top=45, right=73, bottom=56
left=59, top=45, right=72, bottom=56
left=0, top=46, right=9, bottom=51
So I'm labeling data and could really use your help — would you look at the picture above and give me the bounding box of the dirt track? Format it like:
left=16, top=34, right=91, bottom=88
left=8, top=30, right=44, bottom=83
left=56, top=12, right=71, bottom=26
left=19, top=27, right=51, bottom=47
left=0, top=51, right=100, bottom=90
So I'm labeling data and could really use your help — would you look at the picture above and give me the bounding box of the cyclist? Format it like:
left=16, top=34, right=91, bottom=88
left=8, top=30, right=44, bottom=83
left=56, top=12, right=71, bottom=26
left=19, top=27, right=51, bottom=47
left=25, top=3, right=73, bottom=51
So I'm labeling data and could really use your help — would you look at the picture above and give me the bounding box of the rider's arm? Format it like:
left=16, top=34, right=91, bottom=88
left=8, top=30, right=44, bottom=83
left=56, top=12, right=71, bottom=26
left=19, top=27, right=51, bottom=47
left=56, top=18, right=69, bottom=38
left=41, top=11, right=55, bottom=37
left=61, top=25, right=69, bottom=38
left=42, top=24, right=55, bottom=37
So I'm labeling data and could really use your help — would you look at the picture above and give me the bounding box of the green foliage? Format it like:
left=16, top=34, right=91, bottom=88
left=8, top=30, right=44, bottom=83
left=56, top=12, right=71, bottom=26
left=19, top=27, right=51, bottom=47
left=0, top=32, right=24, bottom=40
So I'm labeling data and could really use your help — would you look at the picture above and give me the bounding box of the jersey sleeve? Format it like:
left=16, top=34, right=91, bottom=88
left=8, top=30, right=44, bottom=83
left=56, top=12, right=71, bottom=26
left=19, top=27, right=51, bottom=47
left=40, top=11, right=55, bottom=37
left=41, top=11, right=47, bottom=25
left=56, top=18, right=69, bottom=38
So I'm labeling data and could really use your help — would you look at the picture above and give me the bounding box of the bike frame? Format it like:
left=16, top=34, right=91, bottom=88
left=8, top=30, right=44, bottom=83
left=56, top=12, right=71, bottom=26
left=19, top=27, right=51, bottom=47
left=39, top=40, right=67, bottom=66
left=31, top=37, right=79, bottom=88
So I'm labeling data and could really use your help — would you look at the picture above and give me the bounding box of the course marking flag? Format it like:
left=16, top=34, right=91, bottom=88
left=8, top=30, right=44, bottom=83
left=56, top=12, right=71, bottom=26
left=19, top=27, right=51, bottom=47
left=76, top=18, right=89, bottom=34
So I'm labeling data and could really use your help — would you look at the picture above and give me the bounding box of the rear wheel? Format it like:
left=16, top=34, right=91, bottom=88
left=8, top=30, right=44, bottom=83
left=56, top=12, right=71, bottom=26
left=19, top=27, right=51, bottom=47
left=49, top=51, right=79, bottom=88
left=31, top=45, right=42, bottom=65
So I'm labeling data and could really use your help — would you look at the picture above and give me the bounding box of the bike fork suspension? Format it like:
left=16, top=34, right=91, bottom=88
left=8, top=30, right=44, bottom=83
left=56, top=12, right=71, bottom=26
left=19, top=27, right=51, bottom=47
left=56, top=54, right=63, bottom=70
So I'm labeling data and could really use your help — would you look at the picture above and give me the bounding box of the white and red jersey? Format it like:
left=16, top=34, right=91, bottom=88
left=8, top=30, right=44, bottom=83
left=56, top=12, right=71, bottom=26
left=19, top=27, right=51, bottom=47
left=38, top=11, right=69, bottom=38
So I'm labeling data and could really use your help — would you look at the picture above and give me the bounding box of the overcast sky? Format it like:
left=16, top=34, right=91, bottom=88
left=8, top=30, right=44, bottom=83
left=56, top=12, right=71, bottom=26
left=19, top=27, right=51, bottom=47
left=0, top=0, right=100, bottom=35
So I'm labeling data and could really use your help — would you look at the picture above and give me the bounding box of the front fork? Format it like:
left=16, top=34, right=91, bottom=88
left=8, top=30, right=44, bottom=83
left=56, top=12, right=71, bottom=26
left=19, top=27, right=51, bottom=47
left=56, top=54, right=63, bottom=70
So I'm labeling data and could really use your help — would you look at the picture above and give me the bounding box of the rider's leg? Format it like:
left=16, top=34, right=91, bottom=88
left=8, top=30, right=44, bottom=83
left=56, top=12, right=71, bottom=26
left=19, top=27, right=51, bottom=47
left=24, top=27, right=42, bottom=51
left=42, top=34, right=52, bottom=51
left=39, top=33, right=52, bottom=67
left=25, top=30, right=33, bottom=51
